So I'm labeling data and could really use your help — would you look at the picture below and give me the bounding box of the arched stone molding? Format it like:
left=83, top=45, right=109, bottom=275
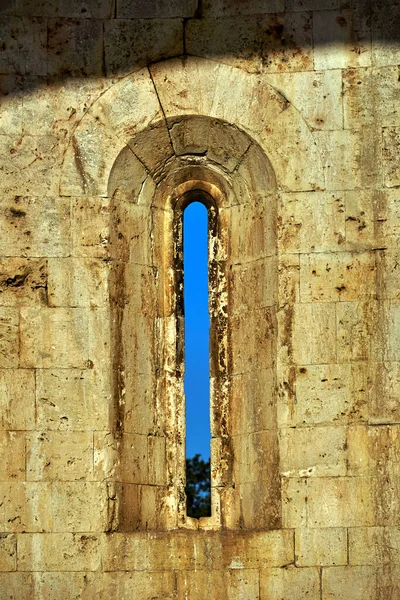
left=60, top=57, right=324, bottom=197
left=59, top=57, right=324, bottom=532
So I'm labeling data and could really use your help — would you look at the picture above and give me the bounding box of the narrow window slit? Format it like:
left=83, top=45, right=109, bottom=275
left=183, top=201, right=211, bottom=518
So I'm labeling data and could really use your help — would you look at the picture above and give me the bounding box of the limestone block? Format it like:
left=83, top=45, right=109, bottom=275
left=226, top=203, right=275, bottom=264
left=230, top=368, right=276, bottom=436
left=112, top=433, right=148, bottom=484
left=347, top=425, right=400, bottom=486
left=299, top=251, right=376, bottom=303
left=278, top=363, right=369, bottom=427
left=127, top=122, right=173, bottom=174
left=26, top=431, right=93, bottom=481
left=30, top=572, right=99, bottom=600
left=186, top=16, right=263, bottom=72
left=0, top=17, right=47, bottom=75
left=51, top=482, right=108, bottom=532
left=21, top=77, right=111, bottom=137
left=230, top=309, right=275, bottom=374
left=36, top=368, right=109, bottom=431
left=313, top=9, right=371, bottom=70
left=265, top=69, right=343, bottom=130
left=177, top=569, right=260, bottom=600
left=0, top=573, right=33, bottom=599
left=48, top=258, right=109, bottom=307
left=0, top=534, right=16, bottom=571
left=0, top=307, right=19, bottom=368
left=60, top=114, right=122, bottom=197
left=147, top=435, right=167, bottom=485
left=0, top=135, right=61, bottom=196
left=282, top=477, right=308, bottom=528
left=349, top=527, right=400, bottom=565
left=123, top=372, right=160, bottom=435
left=10, top=0, right=114, bottom=18
left=373, top=302, right=400, bottom=362
left=203, top=0, right=284, bottom=15
left=344, top=189, right=387, bottom=251
left=20, top=307, right=89, bottom=368
left=118, top=0, right=196, bottom=18
left=88, top=308, right=112, bottom=374
left=0, top=431, right=25, bottom=481
left=18, top=533, right=103, bottom=571
left=229, top=259, right=276, bottom=315
left=336, top=301, right=376, bottom=363
left=93, top=432, right=118, bottom=481
left=0, top=258, right=47, bottom=306
left=314, top=130, right=363, bottom=191
left=260, top=566, right=320, bottom=600
left=262, top=12, right=313, bottom=73
left=307, top=477, right=375, bottom=527
left=0, top=369, right=35, bottom=430
left=0, top=197, right=70, bottom=258
left=280, top=426, right=347, bottom=477
left=101, top=571, right=176, bottom=600
left=296, top=528, right=347, bottom=566
left=372, top=3, right=400, bottom=67
left=286, top=0, right=345, bottom=10
left=71, top=198, right=110, bottom=259
left=0, top=75, right=23, bottom=135
left=47, top=18, right=103, bottom=77
left=278, top=254, right=300, bottom=311
left=382, top=127, right=400, bottom=187
left=278, top=192, right=345, bottom=254
left=376, top=250, right=400, bottom=301
left=0, top=482, right=52, bottom=532
left=322, top=566, right=376, bottom=600
left=371, top=362, right=400, bottom=424
left=291, top=302, right=336, bottom=365
left=232, top=430, right=279, bottom=484
left=104, top=19, right=183, bottom=75
left=343, top=67, right=400, bottom=130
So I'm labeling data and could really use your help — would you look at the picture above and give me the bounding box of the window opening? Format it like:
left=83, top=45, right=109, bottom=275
left=183, top=201, right=211, bottom=518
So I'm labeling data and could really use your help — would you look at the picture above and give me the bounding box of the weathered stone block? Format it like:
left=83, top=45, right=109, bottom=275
left=279, top=426, right=347, bottom=477
left=0, top=573, right=32, bottom=599
left=260, top=566, right=320, bottom=600
left=299, top=251, right=376, bottom=303
left=48, top=258, right=109, bottom=307
left=20, top=307, right=89, bottom=368
left=71, top=198, right=110, bottom=259
left=11, top=0, right=114, bottom=18
left=0, top=197, right=70, bottom=258
left=0, top=75, right=23, bottom=136
left=278, top=192, right=345, bottom=254
left=0, top=258, right=47, bottom=306
left=117, top=0, right=196, bottom=18
left=26, top=431, right=93, bottom=481
left=336, top=301, right=376, bottom=363
left=0, top=369, right=35, bottom=430
left=102, top=571, right=176, bottom=599
left=0, top=534, right=16, bottom=571
left=314, top=130, right=362, bottom=190
left=36, top=368, right=109, bottom=431
left=0, top=482, right=52, bottom=532
left=344, top=189, right=387, bottom=251
left=382, top=127, right=400, bottom=188
left=51, top=482, right=108, bottom=532
left=18, top=533, right=103, bottom=571
left=203, top=0, right=284, bottom=16
left=47, top=19, right=103, bottom=77
left=322, top=566, right=376, bottom=600
left=230, top=309, right=274, bottom=373
left=372, top=2, right=400, bottom=67
left=262, top=12, right=313, bottom=73
left=104, top=19, right=183, bottom=75
left=186, top=17, right=263, bottom=72
left=0, top=431, right=25, bottom=481
left=371, top=362, right=400, bottom=424
left=227, top=202, right=275, bottom=263
left=278, top=363, right=369, bottom=427
left=296, top=528, right=347, bottom=566
left=229, top=258, right=276, bottom=315
left=230, top=368, right=276, bottom=436
left=265, top=69, right=343, bottom=130
left=0, top=136, right=61, bottom=196
left=349, top=527, right=400, bottom=565
left=177, top=569, right=260, bottom=599
left=292, top=302, right=336, bottom=365
left=282, top=477, right=308, bottom=528
left=0, top=307, right=19, bottom=368
left=307, top=477, right=375, bottom=527
left=313, top=9, right=371, bottom=70
left=0, top=17, right=47, bottom=75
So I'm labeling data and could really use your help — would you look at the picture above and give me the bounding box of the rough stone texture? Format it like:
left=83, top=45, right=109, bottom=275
left=0, top=0, right=399, bottom=597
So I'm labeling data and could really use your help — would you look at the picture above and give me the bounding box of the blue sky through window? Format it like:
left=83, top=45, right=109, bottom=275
left=183, top=201, right=211, bottom=461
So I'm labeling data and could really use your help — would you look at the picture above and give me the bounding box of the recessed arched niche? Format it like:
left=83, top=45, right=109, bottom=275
left=106, top=115, right=280, bottom=531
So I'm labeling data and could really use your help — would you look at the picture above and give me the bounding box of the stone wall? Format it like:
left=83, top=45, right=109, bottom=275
left=0, top=0, right=399, bottom=598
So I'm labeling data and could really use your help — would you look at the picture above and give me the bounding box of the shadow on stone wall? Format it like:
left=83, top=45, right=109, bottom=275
left=0, top=0, right=399, bottom=97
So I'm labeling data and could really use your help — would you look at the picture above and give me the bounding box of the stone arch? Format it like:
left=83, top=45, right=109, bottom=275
left=59, top=57, right=324, bottom=531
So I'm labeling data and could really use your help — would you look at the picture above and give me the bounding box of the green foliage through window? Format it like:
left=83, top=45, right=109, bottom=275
left=185, top=454, right=211, bottom=518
